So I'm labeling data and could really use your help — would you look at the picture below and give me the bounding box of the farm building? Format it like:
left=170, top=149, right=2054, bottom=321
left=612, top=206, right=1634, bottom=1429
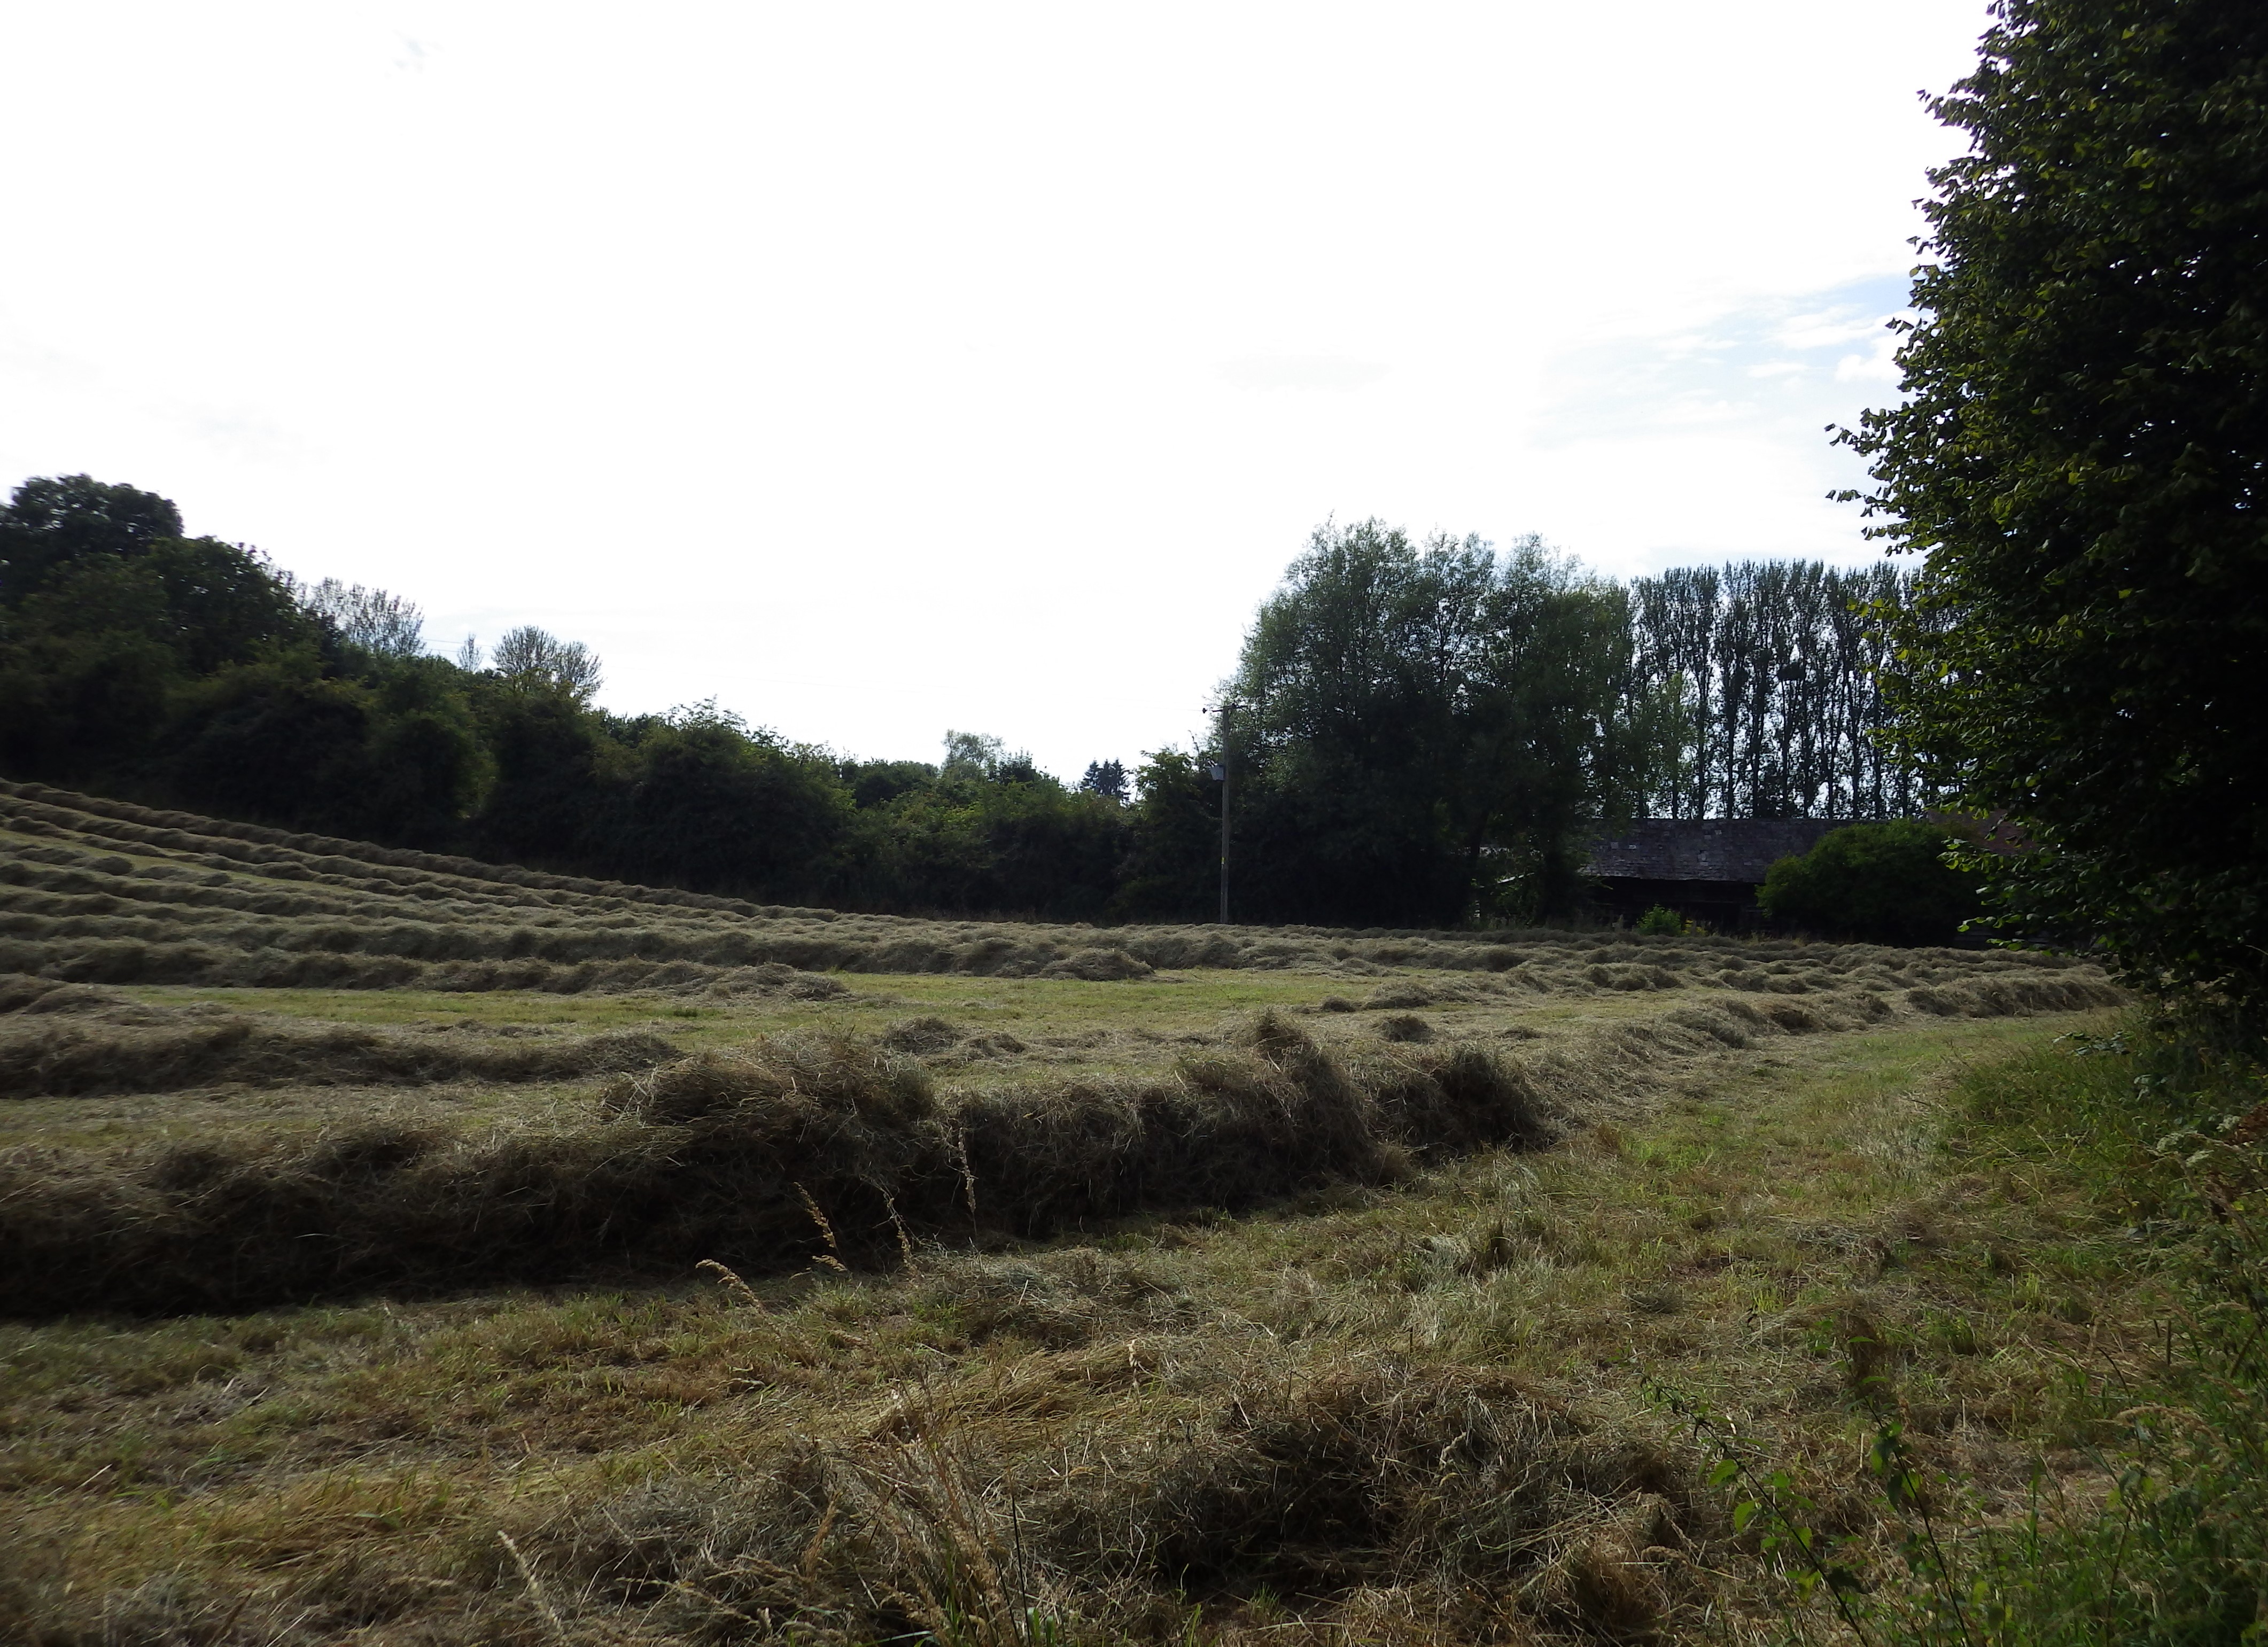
left=1583, top=817, right=1837, bottom=930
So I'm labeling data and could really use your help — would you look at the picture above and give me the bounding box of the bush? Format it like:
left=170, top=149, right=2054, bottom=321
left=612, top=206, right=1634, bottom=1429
left=1757, top=820, right=1981, bottom=946
left=1634, top=905, right=1683, bottom=936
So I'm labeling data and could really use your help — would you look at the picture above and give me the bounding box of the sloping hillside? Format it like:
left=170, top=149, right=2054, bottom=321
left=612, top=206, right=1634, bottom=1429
left=2, top=778, right=2108, bottom=996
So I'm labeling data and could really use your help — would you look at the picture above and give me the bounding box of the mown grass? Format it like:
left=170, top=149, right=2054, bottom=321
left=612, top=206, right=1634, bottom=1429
left=1779, top=1021, right=2268, bottom=1645
left=2, top=788, right=2188, bottom=1641
left=2, top=1005, right=2171, bottom=1645
left=2, top=780, right=2118, bottom=996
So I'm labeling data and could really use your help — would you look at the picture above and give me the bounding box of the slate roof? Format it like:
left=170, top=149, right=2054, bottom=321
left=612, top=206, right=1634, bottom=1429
left=1584, top=818, right=1837, bottom=884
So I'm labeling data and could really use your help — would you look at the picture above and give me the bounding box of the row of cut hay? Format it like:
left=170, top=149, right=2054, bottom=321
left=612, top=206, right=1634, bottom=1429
left=0, top=881, right=1493, bottom=980
left=496, top=1358, right=1699, bottom=1646
left=0, top=1014, right=1550, bottom=1316
left=6, top=1348, right=1706, bottom=1645
left=0, top=978, right=680, bottom=1097
left=1659, top=970, right=2125, bottom=1041
left=0, top=935, right=1053, bottom=996
left=0, top=856, right=594, bottom=929
left=1902, top=973, right=2127, bottom=1016
left=0, top=921, right=1651, bottom=998
left=0, top=887, right=1287, bottom=981
left=0, top=897, right=2123, bottom=1000
left=11, top=781, right=2129, bottom=984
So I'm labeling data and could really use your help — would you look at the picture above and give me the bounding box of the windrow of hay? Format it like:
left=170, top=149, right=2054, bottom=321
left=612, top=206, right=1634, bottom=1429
left=1, top=1343, right=1707, bottom=1646
left=490, top=1358, right=1703, bottom=1646
left=0, top=1014, right=1562, bottom=1316
left=0, top=998, right=680, bottom=1099
left=2, top=779, right=2123, bottom=993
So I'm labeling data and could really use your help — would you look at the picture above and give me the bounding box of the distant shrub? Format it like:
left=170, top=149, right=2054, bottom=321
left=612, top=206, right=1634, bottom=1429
left=1634, top=905, right=1683, bottom=936
left=1757, top=820, right=1982, bottom=946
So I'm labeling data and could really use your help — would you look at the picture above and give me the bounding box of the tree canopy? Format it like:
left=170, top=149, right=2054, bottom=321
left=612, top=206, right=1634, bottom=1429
left=1224, top=521, right=1649, bottom=925
left=1844, top=0, right=2268, bottom=1012
left=0, top=474, right=184, bottom=602
left=0, top=473, right=1944, bottom=929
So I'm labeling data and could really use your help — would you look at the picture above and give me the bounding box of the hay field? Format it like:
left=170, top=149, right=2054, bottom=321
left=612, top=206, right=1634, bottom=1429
left=0, top=784, right=2143, bottom=1644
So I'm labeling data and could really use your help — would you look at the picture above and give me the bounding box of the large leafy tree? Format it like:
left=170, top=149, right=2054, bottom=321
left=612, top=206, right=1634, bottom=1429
left=0, top=476, right=325, bottom=782
left=0, top=474, right=184, bottom=602
left=1845, top=0, right=2268, bottom=1012
left=1228, top=520, right=1648, bottom=925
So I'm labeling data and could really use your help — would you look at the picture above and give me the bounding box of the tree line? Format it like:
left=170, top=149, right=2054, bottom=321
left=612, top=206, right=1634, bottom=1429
left=0, top=474, right=1927, bottom=925
left=1630, top=558, right=1931, bottom=821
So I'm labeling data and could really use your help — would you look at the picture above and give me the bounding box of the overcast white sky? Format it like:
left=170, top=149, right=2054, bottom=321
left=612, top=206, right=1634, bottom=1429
left=1, top=2, right=1990, bottom=779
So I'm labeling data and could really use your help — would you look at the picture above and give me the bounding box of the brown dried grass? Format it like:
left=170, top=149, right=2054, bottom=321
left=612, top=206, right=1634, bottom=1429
left=0, top=985, right=677, bottom=1096
left=2, top=779, right=2129, bottom=999
left=0, top=1014, right=1546, bottom=1317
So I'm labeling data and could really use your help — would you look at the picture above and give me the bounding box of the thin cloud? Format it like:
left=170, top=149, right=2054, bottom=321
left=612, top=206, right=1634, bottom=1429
left=1836, top=336, right=1904, bottom=382
left=1217, top=354, right=1391, bottom=392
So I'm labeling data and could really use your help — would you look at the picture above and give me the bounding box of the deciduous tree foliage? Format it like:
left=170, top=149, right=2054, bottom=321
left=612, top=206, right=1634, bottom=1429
left=0, top=473, right=1946, bottom=927
left=1843, top=0, right=2268, bottom=1010
left=1757, top=820, right=1983, bottom=946
left=1225, top=522, right=1651, bottom=925
left=0, top=480, right=328, bottom=784
left=296, top=578, right=426, bottom=659
left=0, top=474, right=183, bottom=602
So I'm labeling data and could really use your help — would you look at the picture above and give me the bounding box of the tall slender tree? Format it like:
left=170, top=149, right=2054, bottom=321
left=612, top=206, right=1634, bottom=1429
left=1626, top=560, right=1925, bottom=820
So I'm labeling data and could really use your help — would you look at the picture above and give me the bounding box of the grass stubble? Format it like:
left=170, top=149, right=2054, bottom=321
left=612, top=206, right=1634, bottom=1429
left=0, top=789, right=2169, bottom=1644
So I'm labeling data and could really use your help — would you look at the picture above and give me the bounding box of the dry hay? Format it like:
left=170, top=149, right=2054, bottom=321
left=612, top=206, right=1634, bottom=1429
left=0, top=1014, right=1554, bottom=1316
left=2, top=779, right=2123, bottom=1003
left=2, top=1350, right=1706, bottom=1646
left=486, top=1358, right=1703, bottom=1646
left=0, top=974, right=677, bottom=1097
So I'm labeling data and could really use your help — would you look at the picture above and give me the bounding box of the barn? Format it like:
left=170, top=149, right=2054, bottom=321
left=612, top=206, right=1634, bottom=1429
left=1582, top=817, right=1837, bottom=930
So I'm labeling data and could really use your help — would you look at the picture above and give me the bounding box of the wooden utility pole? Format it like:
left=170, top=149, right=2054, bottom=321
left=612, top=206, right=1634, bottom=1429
left=1214, top=700, right=1238, bottom=925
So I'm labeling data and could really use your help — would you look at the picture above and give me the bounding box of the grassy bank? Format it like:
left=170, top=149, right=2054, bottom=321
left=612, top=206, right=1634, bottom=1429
left=1782, top=1022, right=2268, bottom=1644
